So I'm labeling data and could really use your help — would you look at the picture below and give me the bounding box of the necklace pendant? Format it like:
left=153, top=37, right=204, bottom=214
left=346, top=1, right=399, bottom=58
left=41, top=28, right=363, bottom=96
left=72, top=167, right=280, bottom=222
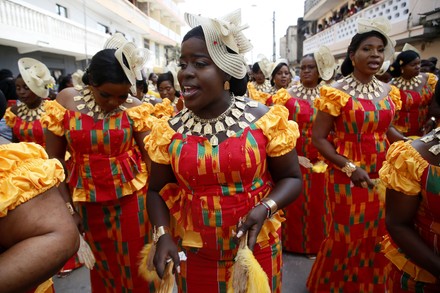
left=231, top=108, right=242, bottom=119
left=420, top=135, right=435, bottom=143
left=74, top=96, right=82, bottom=102
left=429, top=144, right=440, bottom=155
left=170, top=116, right=179, bottom=125
left=247, top=101, right=259, bottom=108
left=367, top=93, right=373, bottom=100
left=119, top=105, right=127, bottom=111
left=77, top=104, right=85, bottom=110
left=126, top=98, right=133, bottom=103
left=193, top=122, right=202, bottom=133
left=185, top=117, right=194, bottom=128
left=244, top=112, right=255, bottom=122
left=226, top=129, right=235, bottom=137
left=235, top=95, right=245, bottom=101
left=215, top=121, right=225, bottom=132
left=359, top=93, right=364, bottom=99
left=374, top=90, right=380, bottom=98
left=203, top=123, right=213, bottom=135
left=98, top=113, right=105, bottom=119
left=236, top=101, right=246, bottom=110
left=87, top=111, right=94, bottom=117
left=225, top=116, right=235, bottom=127
left=342, top=84, right=349, bottom=91
left=210, top=135, right=219, bottom=146
left=177, top=125, right=185, bottom=134
left=238, top=121, right=249, bottom=129
left=349, top=89, right=356, bottom=96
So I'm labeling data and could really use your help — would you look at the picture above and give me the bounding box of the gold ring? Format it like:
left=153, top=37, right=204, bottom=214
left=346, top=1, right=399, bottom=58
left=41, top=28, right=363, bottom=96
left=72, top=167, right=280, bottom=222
left=361, top=181, right=368, bottom=188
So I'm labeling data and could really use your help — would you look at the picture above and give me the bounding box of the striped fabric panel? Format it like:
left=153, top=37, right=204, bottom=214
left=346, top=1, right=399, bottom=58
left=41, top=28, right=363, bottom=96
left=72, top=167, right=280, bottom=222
left=14, top=118, right=46, bottom=146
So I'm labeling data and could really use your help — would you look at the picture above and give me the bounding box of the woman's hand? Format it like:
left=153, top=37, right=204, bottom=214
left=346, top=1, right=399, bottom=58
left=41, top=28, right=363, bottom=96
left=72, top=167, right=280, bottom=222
left=350, top=167, right=375, bottom=188
left=153, top=234, right=180, bottom=278
left=235, top=204, right=267, bottom=251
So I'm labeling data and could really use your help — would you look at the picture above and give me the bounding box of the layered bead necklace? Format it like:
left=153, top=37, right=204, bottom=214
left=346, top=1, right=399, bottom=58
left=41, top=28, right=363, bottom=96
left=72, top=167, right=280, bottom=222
left=290, top=84, right=321, bottom=101
left=16, top=100, right=45, bottom=121
left=253, top=80, right=272, bottom=93
left=74, top=87, right=132, bottom=119
left=341, top=74, right=384, bottom=100
left=169, top=95, right=259, bottom=146
left=420, top=127, right=440, bottom=156
left=392, top=74, right=422, bottom=90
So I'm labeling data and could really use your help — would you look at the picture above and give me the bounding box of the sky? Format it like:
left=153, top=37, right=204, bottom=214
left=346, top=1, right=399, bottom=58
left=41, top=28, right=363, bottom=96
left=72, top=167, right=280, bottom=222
left=177, top=0, right=305, bottom=64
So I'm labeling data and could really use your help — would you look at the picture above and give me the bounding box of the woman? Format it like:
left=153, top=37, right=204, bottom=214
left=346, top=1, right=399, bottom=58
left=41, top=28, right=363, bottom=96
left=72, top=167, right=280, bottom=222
left=307, top=17, right=406, bottom=292
left=379, top=81, right=440, bottom=292
left=268, top=59, right=291, bottom=95
left=0, top=91, right=79, bottom=293
left=390, top=47, right=438, bottom=137
left=278, top=47, right=335, bottom=256
left=156, top=71, right=184, bottom=112
left=247, top=56, right=273, bottom=103
left=4, top=58, right=54, bottom=147
left=144, top=9, right=302, bottom=292
left=42, top=35, right=155, bottom=292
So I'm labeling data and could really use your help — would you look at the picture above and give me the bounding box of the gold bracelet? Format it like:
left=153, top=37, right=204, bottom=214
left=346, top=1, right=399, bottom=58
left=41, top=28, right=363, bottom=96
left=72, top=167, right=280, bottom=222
left=261, top=198, right=278, bottom=218
left=66, top=202, right=76, bottom=216
left=341, top=161, right=357, bottom=177
left=153, top=226, right=170, bottom=244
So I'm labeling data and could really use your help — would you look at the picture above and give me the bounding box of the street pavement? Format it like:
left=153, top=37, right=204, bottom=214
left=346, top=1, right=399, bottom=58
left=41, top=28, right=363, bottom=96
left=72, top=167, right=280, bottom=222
left=53, top=252, right=314, bottom=292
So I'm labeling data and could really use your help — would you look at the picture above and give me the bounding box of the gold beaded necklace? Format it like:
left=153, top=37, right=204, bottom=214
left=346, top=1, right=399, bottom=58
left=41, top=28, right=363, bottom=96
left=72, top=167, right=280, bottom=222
left=290, top=84, right=321, bottom=101
left=392, top=74, right=422, bottom=90
left=253, top=80, right=272, bottom=93
left=169, top=95, right=259, bottom=146
left=16, top=100, right=45, bottom=121
left=341, top=74, right=384, bottom=100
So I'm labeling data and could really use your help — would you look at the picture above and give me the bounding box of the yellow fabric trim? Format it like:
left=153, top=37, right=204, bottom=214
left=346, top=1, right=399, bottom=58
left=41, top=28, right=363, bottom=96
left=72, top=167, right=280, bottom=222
left=426, top=72, right=438, bottom=93
left=143, top=116, right=173, bottom=165
left=125, top=103, right=154, bottom=132
left=255, top=105, right=299, bottom=157
left=0, top=142, right=65, bottom=217
left=247, top=82, right=270, bottom=104
left=389, top=85, right=402, bottom=111
left=270, top=88, right=291, bottom=106
left=41, top=100, right=66, bottom=136
left=3, top=107, right=16, bottom=128
left=314, top=86, right=351, bottom=117
left=35, top=278, right=54, bottom=293
left=379, top=141, right=429, bottom=195
left=153, top=98, right=174, bottom=118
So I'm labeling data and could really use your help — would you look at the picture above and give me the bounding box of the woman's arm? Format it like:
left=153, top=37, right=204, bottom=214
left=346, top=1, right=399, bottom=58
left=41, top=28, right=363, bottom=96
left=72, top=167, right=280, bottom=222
left=0, top=187, right=79, bottom=293
left=312, top=110, right=374, bottom=187
left=386, top=188, right=440, bottom=277
left=386, top=125, right=407, bottom=144
left=237, top=148, right=303, bottom=251
left=147, top=162, right=179, bottom=278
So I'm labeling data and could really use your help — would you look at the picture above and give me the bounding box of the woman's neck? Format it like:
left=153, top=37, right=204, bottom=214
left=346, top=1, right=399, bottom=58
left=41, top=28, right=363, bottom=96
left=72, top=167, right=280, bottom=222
left=351, top=70, right=373, bottom=84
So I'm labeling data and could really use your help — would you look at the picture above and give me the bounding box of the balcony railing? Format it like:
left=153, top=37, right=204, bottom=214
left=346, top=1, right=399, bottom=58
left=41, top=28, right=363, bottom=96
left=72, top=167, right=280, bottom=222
left=303, top=0, right=415, bottom=56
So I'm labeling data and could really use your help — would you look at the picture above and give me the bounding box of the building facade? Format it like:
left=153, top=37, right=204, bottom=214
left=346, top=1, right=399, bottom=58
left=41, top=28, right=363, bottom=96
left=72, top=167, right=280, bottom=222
left=0, top=0, right=185, bottom=82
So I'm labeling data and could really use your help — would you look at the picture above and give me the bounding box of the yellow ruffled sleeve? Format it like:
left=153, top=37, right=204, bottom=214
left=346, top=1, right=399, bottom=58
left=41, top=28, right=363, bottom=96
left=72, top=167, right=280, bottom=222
left=247, top=82, right=270, bottom=105
left=126, top=103, right=154, bottom=132
left=41, top=100, right=67, bottom=136
left=389, top=85, right=402, bottom=111
left=255, top=105, right=299, bottom=157
left=270, top=88, right=291, bottom=106
left=3, top=107, right=16, bottom=128
left=379, top=141, right=428, bottom=195
left=314, top=86, right=350, bottom=117
left=153, top=98, right=174, bottom=118
left=0, top=142, right=65, bottom=217
left=143, top=116, right=174, bottom=164
left=426, top=72, right=438, bottom=93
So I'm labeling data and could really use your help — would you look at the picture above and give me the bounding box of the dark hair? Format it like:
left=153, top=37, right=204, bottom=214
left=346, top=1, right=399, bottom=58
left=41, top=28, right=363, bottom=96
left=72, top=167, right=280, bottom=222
left=157, top=71, right=180, bottom=98
left=252, top=62, right=261, bottom=74
left=340, top=31, right=388, bottom=76
left=0, top=78, right=17, bottom=101
left=0, top=69, right=13, bottom=81
left=389, top=50, right=420, bottom=78
left=428, top=57, right=438, bottom=67
left=182, top=25, right=248, bottom=96
left=82, top=49, right=130, bottom=87
left=270, top=62, right=289, bottom=86
left=0, top=89, right=6, bottom=120
left=58, top=74, right=72, bottom=92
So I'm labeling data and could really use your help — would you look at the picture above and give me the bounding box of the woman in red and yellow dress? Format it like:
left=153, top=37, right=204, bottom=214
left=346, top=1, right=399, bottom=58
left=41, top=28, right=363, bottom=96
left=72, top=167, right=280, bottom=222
left=4, top=58, right=54, bottom=147
left=247, top=56, right=273, bottom=105
left=42, top=35, right=156, bottom=292
left=390, top=48, right=438, bottom=137
left=144, top=10, right=303, bottom=293
left=307, top=17, right=407, bottom=292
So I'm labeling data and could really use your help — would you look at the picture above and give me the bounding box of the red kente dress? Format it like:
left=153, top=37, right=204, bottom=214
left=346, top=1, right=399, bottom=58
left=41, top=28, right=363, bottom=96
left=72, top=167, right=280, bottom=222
left=42, top=96, right=155, bottom=293
left=270, top=88, right=329, bottom=254
left=380, top=140, right=440, bottom=292
left=391, top=73, right=437, bottom=137
left=144, top=104, right=299, bottom=293
left=306, top=85, right=402, bottom=292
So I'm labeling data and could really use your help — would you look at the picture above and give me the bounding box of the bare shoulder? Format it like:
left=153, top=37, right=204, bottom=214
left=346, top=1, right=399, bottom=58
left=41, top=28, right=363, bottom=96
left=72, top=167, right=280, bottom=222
left=244, top=96, right=269, bottom=120
left=124, top=96, right=143, bottom=108
left=56, top=87, right=81, bottom=110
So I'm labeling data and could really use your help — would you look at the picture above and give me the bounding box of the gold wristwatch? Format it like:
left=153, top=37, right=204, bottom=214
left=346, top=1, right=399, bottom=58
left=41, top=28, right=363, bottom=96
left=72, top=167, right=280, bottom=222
left=341, top=161, right=357, bottom=177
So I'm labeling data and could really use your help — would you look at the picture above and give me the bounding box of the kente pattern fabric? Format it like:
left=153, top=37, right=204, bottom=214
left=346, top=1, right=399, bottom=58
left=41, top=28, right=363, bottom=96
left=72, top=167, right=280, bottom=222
left=4, top=107, right=46, bottom=147
left=392, top=73, right=437, bottom=136
left=307, top=85, right=402, bottom=292
left=380, top=140, right=440, bottom=292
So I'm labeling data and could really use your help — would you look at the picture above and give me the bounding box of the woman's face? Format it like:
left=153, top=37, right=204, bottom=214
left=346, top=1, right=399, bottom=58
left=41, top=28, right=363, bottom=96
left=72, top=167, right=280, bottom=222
left=15, top=77, right=40, bottom=106
left=253, top=69, right=266, bottom=84
left=177, top=37, right=228, bottom=114
left=273, top=65, right=291, bottom=89
left=300, top=56, right=319, bottom=87
left=402, top=57, right=421, bottom=78
left=350, top=36, right=385, bottom=78
left=91, top=82, right=131, bottom=113
left=158, top=80, right=176, bottom=100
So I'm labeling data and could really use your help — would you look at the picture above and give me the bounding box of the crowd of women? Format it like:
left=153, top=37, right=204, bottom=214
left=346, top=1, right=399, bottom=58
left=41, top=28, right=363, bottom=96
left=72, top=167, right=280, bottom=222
left=0, top=7, right=439, bottom=293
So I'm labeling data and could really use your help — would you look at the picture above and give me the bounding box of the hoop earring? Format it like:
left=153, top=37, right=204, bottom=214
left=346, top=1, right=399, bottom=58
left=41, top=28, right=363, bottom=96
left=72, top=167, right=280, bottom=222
left=224, top=80, right=230, bottom=91
left=352, top=60, right=356, bottom=67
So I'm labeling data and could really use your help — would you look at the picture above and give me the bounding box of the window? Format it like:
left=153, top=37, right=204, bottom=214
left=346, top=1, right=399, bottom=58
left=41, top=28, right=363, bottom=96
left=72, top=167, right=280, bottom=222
left=143, top=38, right=150, bottom=50
left=97, top=23, right=110, bottom=35
left=56, top=4, right=68, bottom=18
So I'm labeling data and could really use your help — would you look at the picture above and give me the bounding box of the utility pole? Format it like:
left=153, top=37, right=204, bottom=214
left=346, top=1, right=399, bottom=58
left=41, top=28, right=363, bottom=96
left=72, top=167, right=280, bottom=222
left=272, top=11, right=276, bottom=62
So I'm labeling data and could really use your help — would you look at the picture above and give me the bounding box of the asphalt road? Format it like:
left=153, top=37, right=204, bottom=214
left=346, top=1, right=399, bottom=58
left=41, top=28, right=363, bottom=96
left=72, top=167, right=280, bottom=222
left=53, top=252, right=314, bottom=292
